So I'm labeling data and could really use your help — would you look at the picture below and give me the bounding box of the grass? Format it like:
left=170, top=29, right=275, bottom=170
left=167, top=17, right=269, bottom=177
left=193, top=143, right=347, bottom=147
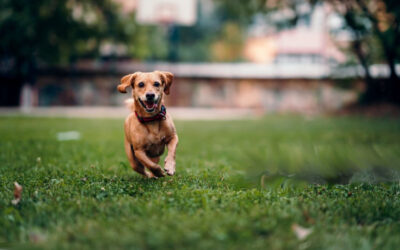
left=1, top=115, right=400, bottom=249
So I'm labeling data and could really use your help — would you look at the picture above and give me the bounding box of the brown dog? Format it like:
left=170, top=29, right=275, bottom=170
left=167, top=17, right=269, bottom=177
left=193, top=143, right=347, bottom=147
left=117, top=71, right=178, bottom=178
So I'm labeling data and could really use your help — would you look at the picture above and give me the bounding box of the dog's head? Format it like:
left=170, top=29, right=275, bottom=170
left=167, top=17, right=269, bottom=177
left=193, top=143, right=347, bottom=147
left=117, top=71, right=173, bottom=113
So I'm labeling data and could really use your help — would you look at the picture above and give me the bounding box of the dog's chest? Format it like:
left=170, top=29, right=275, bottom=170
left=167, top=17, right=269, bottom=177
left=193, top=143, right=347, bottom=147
left=146, top=131, right=166, bottom=144
left=144, top=129, right=167, bottom=157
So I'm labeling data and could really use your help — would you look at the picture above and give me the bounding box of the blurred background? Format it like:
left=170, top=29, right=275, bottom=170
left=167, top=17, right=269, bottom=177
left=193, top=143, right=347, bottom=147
left=0, top=0, right=399, bottom=117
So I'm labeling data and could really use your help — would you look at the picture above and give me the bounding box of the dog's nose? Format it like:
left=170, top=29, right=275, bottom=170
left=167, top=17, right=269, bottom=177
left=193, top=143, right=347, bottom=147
left=146, top=93, right=155, bottom=101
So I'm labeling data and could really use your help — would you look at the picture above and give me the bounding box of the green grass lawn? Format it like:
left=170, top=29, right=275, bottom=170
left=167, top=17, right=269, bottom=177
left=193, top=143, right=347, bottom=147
left=1, top=116, right=400, bottom=250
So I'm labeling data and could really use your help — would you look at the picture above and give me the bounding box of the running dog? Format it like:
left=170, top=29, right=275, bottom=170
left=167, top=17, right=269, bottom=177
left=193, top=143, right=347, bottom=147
left=117, top=71, right=178, bottom=178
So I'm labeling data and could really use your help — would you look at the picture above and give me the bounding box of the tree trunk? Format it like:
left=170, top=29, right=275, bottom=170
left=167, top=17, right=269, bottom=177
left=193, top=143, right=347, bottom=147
left=380, top=43, right=400, bottom=104
left=0, top=76, right=23, bottom=106
left=387, top=56, right=400, bottom=103
left=355, top=0, right=400, bottom=104
left=352, top=39, right=379, bottom=104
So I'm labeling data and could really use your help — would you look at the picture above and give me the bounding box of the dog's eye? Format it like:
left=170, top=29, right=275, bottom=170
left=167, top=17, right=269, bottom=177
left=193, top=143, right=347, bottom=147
left=154, top=82, right=160, bottom=87
left=138, top=82, right=145, bottom=88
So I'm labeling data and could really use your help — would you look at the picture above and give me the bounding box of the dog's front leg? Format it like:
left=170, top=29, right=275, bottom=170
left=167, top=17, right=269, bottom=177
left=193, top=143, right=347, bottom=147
left=164, top=134, right=178, bottom=176
left=134, top=150, right=165, bottom=177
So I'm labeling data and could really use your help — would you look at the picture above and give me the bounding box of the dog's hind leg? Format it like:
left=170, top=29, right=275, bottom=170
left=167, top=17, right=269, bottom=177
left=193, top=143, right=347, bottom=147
left=133, top=150, right=165, bottom=177
left=124, top=138, right=152, bottom=178
left=148, top=157, right=162, bottom=177
left=150, top=157, right=160, bottom=164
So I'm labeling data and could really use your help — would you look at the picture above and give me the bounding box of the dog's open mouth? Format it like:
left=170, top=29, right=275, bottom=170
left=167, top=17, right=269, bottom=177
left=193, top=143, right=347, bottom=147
left=139, top=99, right=158, bottom=112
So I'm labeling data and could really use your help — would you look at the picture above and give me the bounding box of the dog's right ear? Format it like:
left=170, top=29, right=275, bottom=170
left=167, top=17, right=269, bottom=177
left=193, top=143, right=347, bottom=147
left=117, top=73, right=138, bottom=93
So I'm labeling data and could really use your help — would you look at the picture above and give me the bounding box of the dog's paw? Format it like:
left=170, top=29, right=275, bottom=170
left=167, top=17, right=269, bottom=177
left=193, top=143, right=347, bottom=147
left=164, top=160, right=176, bottom=176
left=145, top=171, right=157, bottom=179
left=152, top=166, right=166, bottom=178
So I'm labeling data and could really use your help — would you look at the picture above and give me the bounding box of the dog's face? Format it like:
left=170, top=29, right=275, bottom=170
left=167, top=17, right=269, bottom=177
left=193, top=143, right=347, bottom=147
left=117, top=71, right=173, bottom=113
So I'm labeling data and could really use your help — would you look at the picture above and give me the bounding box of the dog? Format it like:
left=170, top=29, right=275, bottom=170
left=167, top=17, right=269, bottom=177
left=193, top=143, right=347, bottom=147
left=117, top=71, right=178, bottom=178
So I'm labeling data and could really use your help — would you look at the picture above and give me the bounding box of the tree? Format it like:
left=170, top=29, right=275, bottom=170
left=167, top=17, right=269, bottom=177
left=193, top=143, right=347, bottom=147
left=215, top=0, right=400, bottom=104
left=0, top=0, right=125, bottom=105
left=325, top=0, right=400, bottom=103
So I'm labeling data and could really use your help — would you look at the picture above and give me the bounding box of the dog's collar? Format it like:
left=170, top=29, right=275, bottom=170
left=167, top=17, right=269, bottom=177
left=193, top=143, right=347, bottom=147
left=135, top=105, right=167, bottom=123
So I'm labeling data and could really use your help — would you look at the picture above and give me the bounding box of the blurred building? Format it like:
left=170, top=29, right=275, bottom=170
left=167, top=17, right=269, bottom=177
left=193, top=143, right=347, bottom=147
left=1, top=0, right=375, bottom=114
left=244, top=3, right=346, bottom=64
left=26, top=1, right=360, bottom=114
left=32, top=60, right=362, bottom=115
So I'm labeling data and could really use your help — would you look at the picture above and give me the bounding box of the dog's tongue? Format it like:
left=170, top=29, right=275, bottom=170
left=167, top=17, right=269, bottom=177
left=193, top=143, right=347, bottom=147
left=145, top=101, right=157, bottom=110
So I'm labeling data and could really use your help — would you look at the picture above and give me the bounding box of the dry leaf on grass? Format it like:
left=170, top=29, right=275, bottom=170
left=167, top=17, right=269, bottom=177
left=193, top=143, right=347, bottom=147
left=11, top=182, right=23, bottom=205
left=292, top=224, right=312, bottom=240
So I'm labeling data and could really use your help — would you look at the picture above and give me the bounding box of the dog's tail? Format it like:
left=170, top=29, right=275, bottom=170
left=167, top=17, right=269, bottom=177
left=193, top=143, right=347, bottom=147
left=124, top=98, right=135, bottom=112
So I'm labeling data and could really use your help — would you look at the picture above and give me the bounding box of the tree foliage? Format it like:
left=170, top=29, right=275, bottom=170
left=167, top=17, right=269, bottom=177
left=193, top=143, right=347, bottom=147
left=325, top=0, right=400, bottom=103
left=215, top=0, right=400, bottom=103
left=0, top=0, right=125, bottom=77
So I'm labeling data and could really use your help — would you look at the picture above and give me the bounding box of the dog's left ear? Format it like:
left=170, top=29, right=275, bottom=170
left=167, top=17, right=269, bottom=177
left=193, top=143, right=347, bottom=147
left=158, top=71, right=174, bottom=95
